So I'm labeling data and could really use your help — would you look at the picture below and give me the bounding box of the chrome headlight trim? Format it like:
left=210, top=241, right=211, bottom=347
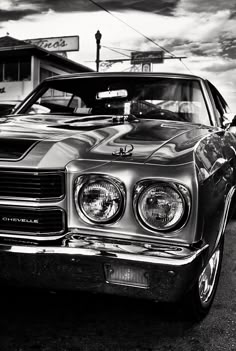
left=74, top=174, right=126, bottom=225
left=133, top=180, right=191, bottom=233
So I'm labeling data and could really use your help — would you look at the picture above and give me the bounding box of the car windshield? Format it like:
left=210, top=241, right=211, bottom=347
left=17, top=76, right=210, bottom=125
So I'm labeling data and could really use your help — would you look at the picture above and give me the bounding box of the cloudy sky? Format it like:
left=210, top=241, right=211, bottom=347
left=0, top=0, right=236, bottom=110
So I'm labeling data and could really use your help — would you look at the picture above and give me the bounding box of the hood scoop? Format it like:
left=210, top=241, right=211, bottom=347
left=0, top=138, right=38, bottom=160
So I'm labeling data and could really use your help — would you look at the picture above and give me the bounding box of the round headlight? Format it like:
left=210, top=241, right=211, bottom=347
left=77, top=178, right=123, bottom=224
left=138, top=183, right=185, bottom=231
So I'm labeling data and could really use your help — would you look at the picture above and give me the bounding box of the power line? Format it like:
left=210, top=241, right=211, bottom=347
left=122, top=65, right=138, bottom=72
left=101, top=45, right=192, bottom=73
left=89, top=0, right=194, bottom=74
left=179, top=58, right=193, bottom=74
left=101, top=45, right=130, bottom=58
left=88, top=0, right=176, bottom=57
left=102, top=45, right=140, bottom=52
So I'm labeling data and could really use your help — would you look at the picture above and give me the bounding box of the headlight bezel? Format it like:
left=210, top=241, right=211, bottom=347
left=74, top=174, right=125, bottom=225
left=133, top=180, right=190, bottom=233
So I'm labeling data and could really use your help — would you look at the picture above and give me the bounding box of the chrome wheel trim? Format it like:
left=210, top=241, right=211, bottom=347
left=198, top=248, right=220, bottom=305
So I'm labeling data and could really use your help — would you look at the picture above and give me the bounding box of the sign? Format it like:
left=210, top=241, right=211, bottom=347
left=142, top=63, right=151, bottom=72
left=131, top=51, right=164, bottom=64
left=26, top=36, right=79, bottom=52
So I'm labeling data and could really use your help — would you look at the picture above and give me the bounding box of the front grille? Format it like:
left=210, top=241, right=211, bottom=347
left=0, top=170, right=65, bottom=200
left=0, top=207, right=65, bottom=236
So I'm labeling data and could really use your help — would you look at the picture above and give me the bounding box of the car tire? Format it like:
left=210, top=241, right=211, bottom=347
left=184, top=237, right=224, bottom=321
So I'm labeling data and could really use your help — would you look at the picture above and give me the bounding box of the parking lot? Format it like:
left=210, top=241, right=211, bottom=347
left=0, top=220, right=235, bottom=351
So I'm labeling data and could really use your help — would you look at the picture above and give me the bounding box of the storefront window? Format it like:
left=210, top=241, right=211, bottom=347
left=40, top=68, right=53, bottom=82
left=0, top=64, right=3, bottom=81
left=4, top=62, right=18, bottom=81
left=20, top=60, right=31, bottom=80
left=0, top=59, right=31, bottom=82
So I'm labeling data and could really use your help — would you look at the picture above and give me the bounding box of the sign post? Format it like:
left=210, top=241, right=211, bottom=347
left=95, top=30, right=102, bottom=72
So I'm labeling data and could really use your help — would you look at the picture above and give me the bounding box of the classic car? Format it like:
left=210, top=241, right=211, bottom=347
left=0, top=72, right=236, bottom=321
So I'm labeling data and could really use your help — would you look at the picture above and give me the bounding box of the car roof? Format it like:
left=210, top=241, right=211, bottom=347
left=45, top=71, right=204, bottom=82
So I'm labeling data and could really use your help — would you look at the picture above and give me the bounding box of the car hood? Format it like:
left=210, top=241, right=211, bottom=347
left=0, top=114, right=215, bottom=168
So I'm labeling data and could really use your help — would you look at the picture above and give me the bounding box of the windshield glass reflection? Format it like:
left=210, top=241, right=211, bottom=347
left=19, top=76, right=210, bottom=125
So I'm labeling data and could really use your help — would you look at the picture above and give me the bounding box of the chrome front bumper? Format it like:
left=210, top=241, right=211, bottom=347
left=0, top=234, right=208, bottom=302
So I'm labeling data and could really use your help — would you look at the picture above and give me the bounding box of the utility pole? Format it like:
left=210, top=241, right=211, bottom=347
left=95, top=30, right=102, bottom=72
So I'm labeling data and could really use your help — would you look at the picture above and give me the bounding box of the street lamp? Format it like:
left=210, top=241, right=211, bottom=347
left=95, top=30, right=102, bottom=72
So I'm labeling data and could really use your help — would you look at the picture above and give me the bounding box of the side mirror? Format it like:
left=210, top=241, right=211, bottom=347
left=10, top=106, right=17, bottom=114
left=223, top=112, right=236, bottom=128
left=230, top=115, right=236, bottom=127
left=210, top=157, right=227, bottom=174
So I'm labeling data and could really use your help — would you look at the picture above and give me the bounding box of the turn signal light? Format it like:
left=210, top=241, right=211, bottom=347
left=104, top=264, right=149, bottom=288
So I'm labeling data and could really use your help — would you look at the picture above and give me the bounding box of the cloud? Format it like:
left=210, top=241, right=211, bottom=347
left=99, top=0, right=180, bottom=15
left=160, top=39, right=223, bottom=57
left=203, top=67, right=236, bottom=111
left=220, top=38, right=236, bottom=59
left=1, top=4, right=234, bottom=64
left=0, top=0, right=180, bottom=22
left=0, top=0, right=235, bottom=111
left=176, top=0, right=236, bottom=14
left=0, top=0, right=40, bottom=21
left=122, top=9, right=234, bottom=61
left=0, top=9, right=38, bottom=21
left=203, top=60, right=236, bottom=73
left=1, top=0, right=233, bottom=22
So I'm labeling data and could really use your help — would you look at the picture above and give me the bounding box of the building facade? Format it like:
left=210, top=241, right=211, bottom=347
left=0, top=36, right=92, bottom=103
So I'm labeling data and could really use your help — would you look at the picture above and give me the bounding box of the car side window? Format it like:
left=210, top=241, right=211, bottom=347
left=207, top=81, right=230, bottom=126
left=26, top=88, right=86, bottom=115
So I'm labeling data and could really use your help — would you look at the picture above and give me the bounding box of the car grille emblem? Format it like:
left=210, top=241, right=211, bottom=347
left=1, top=217, right=39, bottom=224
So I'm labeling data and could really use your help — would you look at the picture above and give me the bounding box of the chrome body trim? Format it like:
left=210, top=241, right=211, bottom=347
left=215, top=184, right=236, bottom=249
left=198, top=248, right=220, bottom=304
left=0, top=234, right=208, bottom=267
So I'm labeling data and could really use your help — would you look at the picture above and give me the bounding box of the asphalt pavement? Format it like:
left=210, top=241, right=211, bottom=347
left=0, top=221, right=236, bottom=351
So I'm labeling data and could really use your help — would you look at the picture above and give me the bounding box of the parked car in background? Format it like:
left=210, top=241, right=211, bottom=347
left=0, top=100, right=19, bottom=116
left=0, top=72, right=236, bottom=321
